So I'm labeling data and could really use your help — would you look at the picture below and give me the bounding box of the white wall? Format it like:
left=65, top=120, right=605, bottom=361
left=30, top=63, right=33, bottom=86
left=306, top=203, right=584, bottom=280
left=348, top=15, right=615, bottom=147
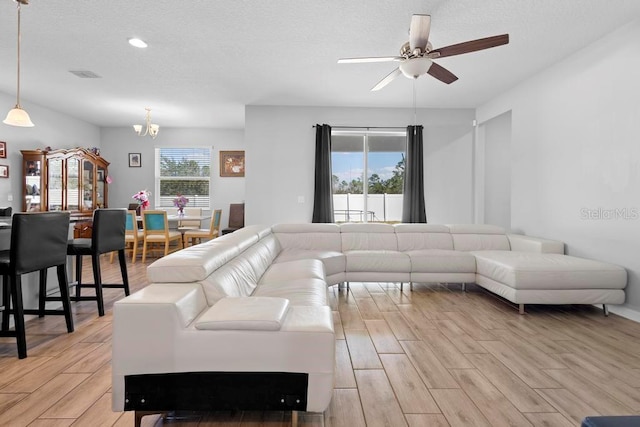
left=477, top=19, right=640, bottom=314
left=100, top=127, right=245, bottom=230
left=245, top=106, right=474, bottom=225
left=482, top=111, right=512, bottom=230
left=0, top=92, right=101, bottom=212
left=425, top=129, right=474, bottom=224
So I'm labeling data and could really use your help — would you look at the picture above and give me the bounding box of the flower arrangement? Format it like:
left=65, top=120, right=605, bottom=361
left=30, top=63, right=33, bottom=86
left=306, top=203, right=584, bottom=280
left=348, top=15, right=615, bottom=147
left=132, top=189, right=151, bottom=209
left=173, top=194, right=189, bottom=214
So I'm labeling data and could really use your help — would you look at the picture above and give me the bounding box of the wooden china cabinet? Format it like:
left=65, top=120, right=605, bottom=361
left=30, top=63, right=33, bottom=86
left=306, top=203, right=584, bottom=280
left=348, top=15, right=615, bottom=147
left=21, top=148, right=109, bottom=217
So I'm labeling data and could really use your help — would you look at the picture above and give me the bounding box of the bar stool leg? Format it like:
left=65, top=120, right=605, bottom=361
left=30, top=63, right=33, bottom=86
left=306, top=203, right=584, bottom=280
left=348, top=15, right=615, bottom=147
left=10, top=275, right=27, bottom=359
left=1, top=275, right=9, bottom=332
left=75, top=255, right=83, bottom=300
left=118, top=249, right=130, bottom=296
left=56, top=264, right=74, bottom=333
left=38, top=269, right=47, bottom=318
left=91, top=254, right=105, bottom=317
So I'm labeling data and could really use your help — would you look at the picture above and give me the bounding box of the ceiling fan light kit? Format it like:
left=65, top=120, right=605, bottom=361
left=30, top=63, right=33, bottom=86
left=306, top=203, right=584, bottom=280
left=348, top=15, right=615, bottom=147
left=399, top=57, right=433, bottom=79
left=338, top=14, right=509, bottom=91
left=4, top=0, right=35, bottom=128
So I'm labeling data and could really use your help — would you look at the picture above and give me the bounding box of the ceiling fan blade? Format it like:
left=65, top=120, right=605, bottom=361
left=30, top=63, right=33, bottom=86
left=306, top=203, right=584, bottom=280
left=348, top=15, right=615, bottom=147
left=431, top=34, right=509, bottom=58
left=409, top=14, right=431, bottom=52
left=427, top=62, right=458, bottom=84
left=371, top=68, right=402, bottom=91
left=338, top=56, right=402, bottom=64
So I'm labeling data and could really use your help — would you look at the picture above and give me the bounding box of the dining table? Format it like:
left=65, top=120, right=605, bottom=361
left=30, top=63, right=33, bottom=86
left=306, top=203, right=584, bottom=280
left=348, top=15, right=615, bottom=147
left=135, top=214, right=211, bottom=226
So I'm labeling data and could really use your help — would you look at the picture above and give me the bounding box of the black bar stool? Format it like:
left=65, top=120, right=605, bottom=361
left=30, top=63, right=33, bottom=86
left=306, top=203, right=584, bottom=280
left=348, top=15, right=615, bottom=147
left=0, top=212, right=74, bottom=359
left=67, top=208, right=130, bottom=317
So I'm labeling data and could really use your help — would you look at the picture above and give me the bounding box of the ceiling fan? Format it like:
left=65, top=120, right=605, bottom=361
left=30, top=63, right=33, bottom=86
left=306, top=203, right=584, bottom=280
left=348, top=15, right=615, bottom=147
left=338, top=14, right=509, bottom=91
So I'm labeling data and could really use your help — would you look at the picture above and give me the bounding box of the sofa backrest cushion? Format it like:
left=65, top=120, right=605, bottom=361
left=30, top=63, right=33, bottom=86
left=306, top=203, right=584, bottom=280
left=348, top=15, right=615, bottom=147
left=147, top=243, right=241, bottom=283
left=394, top=224, right=453, bottom=251
left=211, top=225, right=264, bottom=252
left=241, top=234, right=282, bottom=280
left=273, top=223, right=342, bottom=252
left=340, top=223, right=398, bottom=251
left=146, top=224, right=271, bottom=284
left=448, top=224, right=511, bottom=251
left=200, top=256, right=258, bottom=305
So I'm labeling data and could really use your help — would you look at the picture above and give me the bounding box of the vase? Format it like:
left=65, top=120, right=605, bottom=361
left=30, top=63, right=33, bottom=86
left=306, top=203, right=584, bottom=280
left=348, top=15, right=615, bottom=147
left=178, top=208, right=184, bottom=218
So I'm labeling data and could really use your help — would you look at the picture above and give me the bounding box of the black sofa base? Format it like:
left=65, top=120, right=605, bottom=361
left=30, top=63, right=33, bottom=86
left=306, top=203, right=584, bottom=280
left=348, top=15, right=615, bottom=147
left=124, top=371, right=308, bottom=413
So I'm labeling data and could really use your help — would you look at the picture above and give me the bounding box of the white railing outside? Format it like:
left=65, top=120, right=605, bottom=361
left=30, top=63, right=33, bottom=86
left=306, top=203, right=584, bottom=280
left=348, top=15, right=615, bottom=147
left=333, top=193, right=403, bottom=223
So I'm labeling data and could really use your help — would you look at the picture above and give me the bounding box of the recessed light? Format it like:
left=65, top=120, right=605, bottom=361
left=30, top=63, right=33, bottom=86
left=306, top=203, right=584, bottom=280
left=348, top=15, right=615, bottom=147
left=128, top=38, right=148, bottom=48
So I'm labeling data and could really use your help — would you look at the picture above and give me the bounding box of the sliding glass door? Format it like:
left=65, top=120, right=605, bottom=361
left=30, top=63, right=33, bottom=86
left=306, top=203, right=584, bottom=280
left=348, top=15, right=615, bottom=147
left=331, top=130, right=406, bottom=223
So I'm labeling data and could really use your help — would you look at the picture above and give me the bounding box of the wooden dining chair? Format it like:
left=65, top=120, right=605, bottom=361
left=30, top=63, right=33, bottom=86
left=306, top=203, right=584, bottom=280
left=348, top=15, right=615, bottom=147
left=183, top=209, right=222, bottom=247
left=141, top=210, right=183, bottom=262
left=177, top=207, right=202, bottom=232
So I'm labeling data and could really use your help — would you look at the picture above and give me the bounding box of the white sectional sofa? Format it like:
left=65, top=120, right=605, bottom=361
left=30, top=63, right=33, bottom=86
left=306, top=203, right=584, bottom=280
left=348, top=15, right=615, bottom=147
left=112, top=222, right=627, bottom=424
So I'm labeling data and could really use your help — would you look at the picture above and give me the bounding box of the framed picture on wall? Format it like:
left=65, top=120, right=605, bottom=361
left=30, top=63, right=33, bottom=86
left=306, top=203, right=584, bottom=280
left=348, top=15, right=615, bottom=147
left=0, top=141, right=6, bottom=158
left=220, top=150, right=245, bottom=177
left=129, top=153, right=141, bottom=167
left=0, top=165, right=8, bottom=178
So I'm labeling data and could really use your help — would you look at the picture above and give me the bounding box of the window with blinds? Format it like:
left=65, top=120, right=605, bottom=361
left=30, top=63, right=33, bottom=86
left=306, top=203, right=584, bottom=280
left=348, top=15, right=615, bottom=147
left=154, top=147, right=212, bottom=208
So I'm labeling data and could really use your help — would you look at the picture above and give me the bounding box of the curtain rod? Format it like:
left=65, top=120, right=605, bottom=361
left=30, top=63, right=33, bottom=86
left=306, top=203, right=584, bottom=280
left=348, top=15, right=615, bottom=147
left=311, top=125, right=409, bottom=129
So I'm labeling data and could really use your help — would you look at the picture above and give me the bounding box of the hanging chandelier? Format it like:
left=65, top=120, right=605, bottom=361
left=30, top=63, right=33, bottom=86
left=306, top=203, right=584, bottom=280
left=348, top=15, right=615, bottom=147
left=3, top=0, right=34, bottom=127
left=133, top=107, right=159, bottom=139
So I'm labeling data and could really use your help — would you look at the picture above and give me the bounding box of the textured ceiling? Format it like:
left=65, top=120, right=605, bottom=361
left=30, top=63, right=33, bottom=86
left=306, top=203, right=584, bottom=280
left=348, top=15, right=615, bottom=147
left=0, top=0, right=639, bottom=129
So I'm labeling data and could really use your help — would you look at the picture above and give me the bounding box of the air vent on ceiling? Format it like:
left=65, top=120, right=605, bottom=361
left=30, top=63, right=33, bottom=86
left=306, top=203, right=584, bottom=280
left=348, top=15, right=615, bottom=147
left=69, top=70, right=102, bottom=79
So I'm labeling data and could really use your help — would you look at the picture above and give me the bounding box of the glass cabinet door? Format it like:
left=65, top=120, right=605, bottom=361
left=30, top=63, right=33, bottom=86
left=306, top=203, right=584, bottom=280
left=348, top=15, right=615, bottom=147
left=25, top=160, right=42, bottom=211
left=47, top=158, right=63, bottom=211
left=96, top=166, right=106, bottom=208
left=67, top=158, right=80, bottom=211
left=82, top=160, right=94, bottom=210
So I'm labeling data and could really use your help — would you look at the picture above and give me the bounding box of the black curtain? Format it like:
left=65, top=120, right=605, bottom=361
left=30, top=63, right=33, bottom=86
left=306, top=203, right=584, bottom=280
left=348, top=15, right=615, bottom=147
left=402, top=125, right=427, bottom=223
left=312, top=124, right=334, bottom=223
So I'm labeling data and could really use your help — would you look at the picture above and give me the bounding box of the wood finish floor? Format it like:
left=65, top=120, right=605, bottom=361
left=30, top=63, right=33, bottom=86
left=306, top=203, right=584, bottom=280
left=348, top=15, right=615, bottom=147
left=1, top=257, right=640, bottom=426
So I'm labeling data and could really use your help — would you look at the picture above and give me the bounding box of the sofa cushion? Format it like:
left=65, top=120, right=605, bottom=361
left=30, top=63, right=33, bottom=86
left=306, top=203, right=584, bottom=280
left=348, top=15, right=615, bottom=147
left=273, top=223, right=342, bottom=252
left=260, top=259, right=326, bottom=284
left=448, top=224, right=510, bottom=251
left=395, top=224, right=454, bottom=251
left=253, top=279, right=328, bottom=306
left=200, top=257, right=259, bottom=305
left=274, top=249, right=345, bottom=277
left=147, top=243, right=241, bottom=283
left=208, top=226, right=261, bottom=252
left=345, top=250, right=410, bottom=273
left=341, top=223, right=398, bottom=251
left=406, top=249, right=476, bottom=273
left=473, top=251, right=627, bottom=290
left=240, top=234, right=282, bottom=280
left=195, top=297, right=290, bottom=331
left=507, top=234, right=564, bottom=254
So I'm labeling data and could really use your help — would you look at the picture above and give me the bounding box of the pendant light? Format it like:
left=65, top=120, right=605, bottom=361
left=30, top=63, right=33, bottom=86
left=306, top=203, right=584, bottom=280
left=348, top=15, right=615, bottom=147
left=4, top=0, right=34, bottom=127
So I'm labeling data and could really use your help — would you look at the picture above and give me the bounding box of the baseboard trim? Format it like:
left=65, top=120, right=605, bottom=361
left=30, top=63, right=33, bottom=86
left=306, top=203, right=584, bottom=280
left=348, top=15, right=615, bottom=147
left=604, top=305, right=640, bottom=323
